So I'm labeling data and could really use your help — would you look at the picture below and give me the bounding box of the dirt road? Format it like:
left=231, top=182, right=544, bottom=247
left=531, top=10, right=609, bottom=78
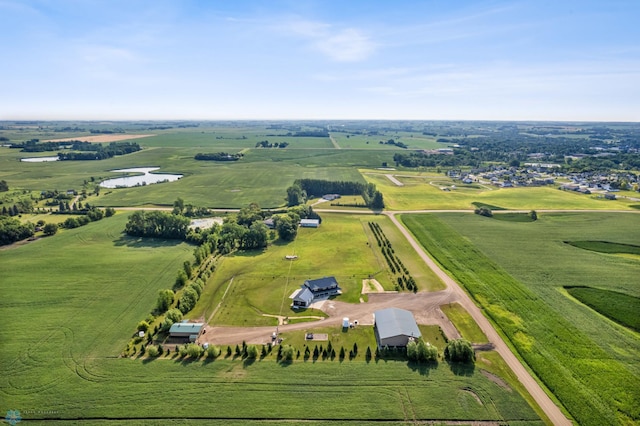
left=384, top=212, right=572, bottom=426
left=202, top=290, right=461, bottom=345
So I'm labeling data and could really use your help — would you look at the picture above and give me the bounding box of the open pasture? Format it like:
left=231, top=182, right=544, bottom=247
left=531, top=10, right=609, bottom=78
left=402, top=212, right=640, bottom=425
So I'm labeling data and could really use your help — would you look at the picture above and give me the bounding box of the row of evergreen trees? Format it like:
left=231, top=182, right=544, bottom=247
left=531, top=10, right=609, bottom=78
left=138, top=338, right=475, bottom=365
left=368, top=222, right=417, bottom=292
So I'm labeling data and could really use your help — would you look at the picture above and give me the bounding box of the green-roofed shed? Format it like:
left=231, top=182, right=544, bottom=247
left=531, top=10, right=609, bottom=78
left=169, top=322, right=204, bottom=341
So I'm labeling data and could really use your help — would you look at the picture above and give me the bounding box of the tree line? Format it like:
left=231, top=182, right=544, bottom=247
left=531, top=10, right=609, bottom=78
left=194, top=152, right=243, bottom=161
left=368, top=222, right=417, bottom=292
left=255, top=140, right=289, bottom=148
left=288, top=179, right=384, bottom=209
left=15, top=140, right=141, bottom=158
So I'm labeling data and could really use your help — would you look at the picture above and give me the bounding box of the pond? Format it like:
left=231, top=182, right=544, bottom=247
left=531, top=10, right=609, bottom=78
left=100, top=167, right=183, bottom=188
left=21, top=156, right=60, bottom=162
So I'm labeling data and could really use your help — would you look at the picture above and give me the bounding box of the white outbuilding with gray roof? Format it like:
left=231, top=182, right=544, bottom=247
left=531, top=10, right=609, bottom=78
left=374, top=308, right=421, bottom=348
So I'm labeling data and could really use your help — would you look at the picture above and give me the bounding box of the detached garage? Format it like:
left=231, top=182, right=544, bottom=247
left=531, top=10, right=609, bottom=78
left=374, top=308, right=421, bottom=348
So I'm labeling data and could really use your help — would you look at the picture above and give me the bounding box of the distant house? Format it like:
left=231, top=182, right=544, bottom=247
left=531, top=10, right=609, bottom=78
left=374, top=308, right=421, bottom=348
left=292, top=276, right=341, bottom=308
left=263, top=218, right=275, bottom=229
left=169, top=322, right=204, bottom=341
left=322, top=194, right=341, bottom=201
left=300, top=219, right=320, bottom=228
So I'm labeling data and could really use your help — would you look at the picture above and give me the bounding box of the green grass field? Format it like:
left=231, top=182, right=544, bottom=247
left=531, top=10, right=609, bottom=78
left=0, top=212, right=540, bottom=424
left=196, top=214, right=407, bottom=326
left=402, top=212, right=640, bottom=425
left=441, top=303, right=489, bottom=344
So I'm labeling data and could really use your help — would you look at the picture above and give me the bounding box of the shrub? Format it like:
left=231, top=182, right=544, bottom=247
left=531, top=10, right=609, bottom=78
left=185, top=343, right=204, bottom=359
left=245, top=345, right=259, bottom=359
left=206, top=345, right=221, bottom=359
left=137, top=321, right=150, bottom=332
left=146, top=346, right=159, bottom=357
left=280, top=345, right=294, bottom=362
left=444, top=338, right=475, bottom=363
left=178, top=287, right=199, bottom=314
left=156, top=289, right=174, bottom=313
left=43, top=222, right=58, bottom=236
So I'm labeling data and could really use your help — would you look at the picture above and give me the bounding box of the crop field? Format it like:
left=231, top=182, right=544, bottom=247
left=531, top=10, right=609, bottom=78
left=4, top=121, right=639, bottom=424
left=0, top=212, right=541, bottom=424
left=364, top=171, right=638, bottom=211
left=330, top=132, right=441, bottom=150
left=402, top=212, right=640, bottom=425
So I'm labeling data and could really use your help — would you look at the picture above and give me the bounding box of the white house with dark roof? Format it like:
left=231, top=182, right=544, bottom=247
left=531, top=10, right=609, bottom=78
left=374, top=308, right=421, bottom=348
left=292, top=276, right=341, bottom=308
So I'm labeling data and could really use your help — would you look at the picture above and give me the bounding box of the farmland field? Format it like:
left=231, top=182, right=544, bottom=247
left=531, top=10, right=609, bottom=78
left=402, top=212, right=640, bottom=425
left=3, top=121, right=639, bottom=424
left=0, top=212, right=540, bottom=424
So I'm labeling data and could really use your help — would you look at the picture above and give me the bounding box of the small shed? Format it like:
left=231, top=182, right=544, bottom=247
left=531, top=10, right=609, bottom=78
left=169, top=322, right=204, bottom=340
left=342, top=317, right=350, bottom=328
left=300, top=219, right=320, bottom=228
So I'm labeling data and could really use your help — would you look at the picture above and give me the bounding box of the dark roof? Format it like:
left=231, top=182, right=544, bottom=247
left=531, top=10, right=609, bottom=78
left=293, top=287, right=314, bottom=304
left=374, top=308, right=421, bottom=340
left=304, top=276, right=339, bottom=292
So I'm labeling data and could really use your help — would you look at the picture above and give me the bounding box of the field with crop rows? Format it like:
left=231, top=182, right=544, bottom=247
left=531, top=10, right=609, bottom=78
left=402, top=212, right=640, bottom=425
left=0, top=212, right=540, bottom=424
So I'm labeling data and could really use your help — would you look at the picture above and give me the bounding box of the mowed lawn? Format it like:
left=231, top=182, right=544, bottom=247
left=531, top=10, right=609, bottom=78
left=364, top=171, right=639, bottom=211
left=0, top=212, right=541, bottom=424
left=198, top=213, right=390, bottom=326
left=402, top=212, right=640, bottom=426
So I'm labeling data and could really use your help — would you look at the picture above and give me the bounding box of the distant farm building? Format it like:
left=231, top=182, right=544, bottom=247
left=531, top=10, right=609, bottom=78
left=322, top=194, right=341, bottom=201
left=169, top=322, right=204, bottom=341
left=300, top=218, right=320, bottom=228
left=292, top=276, right=341, bottom=308
left=374, top=308, right=421, bottom=348
left=263, top=218, right=275, bottom=229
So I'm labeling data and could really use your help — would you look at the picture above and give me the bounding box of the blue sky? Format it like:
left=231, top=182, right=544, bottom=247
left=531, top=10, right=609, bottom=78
left=1, top=0, right=639, bottom=121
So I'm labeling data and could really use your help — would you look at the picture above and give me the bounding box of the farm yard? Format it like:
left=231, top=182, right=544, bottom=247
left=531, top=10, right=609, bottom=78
left=1, top=120, right=639, bottom=424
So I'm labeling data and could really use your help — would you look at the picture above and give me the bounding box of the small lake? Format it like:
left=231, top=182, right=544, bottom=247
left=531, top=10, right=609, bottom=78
left=21, top=156, right=60, bottom=162
left=100, top=167, right=183, bottom=188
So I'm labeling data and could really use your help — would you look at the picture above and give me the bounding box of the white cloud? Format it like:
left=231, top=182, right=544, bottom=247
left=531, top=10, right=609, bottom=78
left=313, top=28, right=375, bottom=62
left=280, top=18, right=375, bottom=62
